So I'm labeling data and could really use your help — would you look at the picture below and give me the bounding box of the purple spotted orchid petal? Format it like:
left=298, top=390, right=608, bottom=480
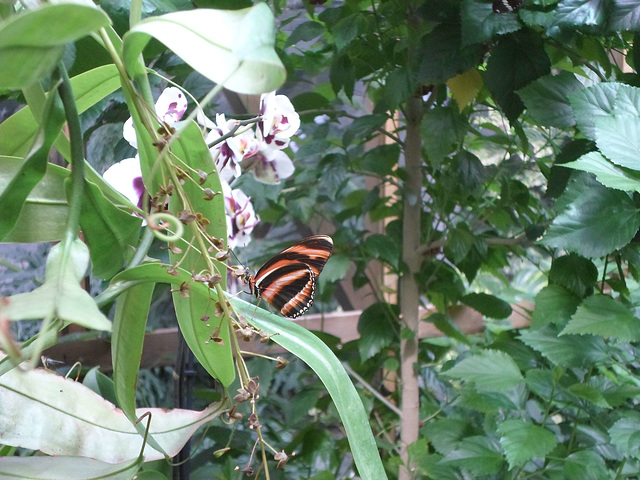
left=258, top=91, right=300, bottom=149
left=103, top=157, right=144, bottom=209
left=222, top=181, right=259, bottom=249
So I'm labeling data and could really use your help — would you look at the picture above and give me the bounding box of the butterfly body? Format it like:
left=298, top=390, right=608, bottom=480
left=243, top=235, right=333, bottom=318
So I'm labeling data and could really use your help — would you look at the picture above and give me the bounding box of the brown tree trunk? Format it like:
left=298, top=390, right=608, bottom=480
left=398, top=93, right=423, bottom=480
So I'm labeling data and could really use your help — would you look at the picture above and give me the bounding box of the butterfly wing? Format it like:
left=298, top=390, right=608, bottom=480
left=256, top=263, right=316, bottom=318
left=252, top=235, right=333, bottom=318
left=254, top=235, right=333, bottom=279
left=492, top=0, right=524, bottom=13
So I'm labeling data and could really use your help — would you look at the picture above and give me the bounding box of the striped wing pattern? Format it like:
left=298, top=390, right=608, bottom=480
left=249, top=235, right=333, bottom=318
left=492, top=0, right=524, bottom=13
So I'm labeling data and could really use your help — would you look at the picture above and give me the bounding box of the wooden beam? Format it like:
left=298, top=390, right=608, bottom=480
left=41, top=304, right=531, bottom=372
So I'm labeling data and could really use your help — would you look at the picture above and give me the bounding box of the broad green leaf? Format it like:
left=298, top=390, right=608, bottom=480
left=428, top=312, right=472, bottom=345
left=485, top=30, right=551, bottom=121
left=417, top=22, right=483, bottom=85
left=360, top=144, right=401, bottom=176
left=568, top=83, right=620, bottom=140
left=595, top=115, right=640, bottom=170
left=319, top=252, right=350, bottom=289
left=445, top=224, right=475, bottom=264
left=166, top=121, right=234, bottom=387
left=357, top=303, right=397, bottom=361
left=519, top=325, right=610, bottom=368
left=443, top=350, right=523, bottom=391
left=0, top=86, right=65, bottom=241
left=0, top=64, right=121, bottom=157
left=460, top=0, right=520, bottom=46
left=332, top=13, right=368, bottom=51
left=609, top=415, right=640, bottom=458
left=610, top=1, right=640, bottom=31
left=541, top=179, right=640, bottom=258
left=291, top=91, right=332, bottom=112
left=231, top=296, right=388, bottom=480
left=284, top=20, right=325, bottom=48
left=0, top=456, right=142, bottom=480
left=603, top=384, right=640, bottom=407
left=517, top=72, right=584, bottom=128
left=530, top=284, right=581, bottom=328
left=0, top=1, right=111, bottom=88
left=548, top=253, right=598, bottom=298
left=363, top=234, right=400, bottom=270
left=554, top=0, right=607, bottom=27
left=461, top=292, right=512, bottom=319
left=2, top=239, right=111, bottom=331
left=409, top=441, right=460, bottom=479
left=343, top=114, right=388, bottom=146
left=440, top=436, right=504, bottom=475
left=564, top=450, right=609, bottom=480
left=123, top=4, right=285, bottom=95
left=613, top=83, right=640, bottom=116
left=421, top=107, right=469, bottom=167
left=330, top=52, right=355, bottom=99
left=454, top=150, right=486, bottom=191
left=561, top=294, right=640, bottom=341
left=520, top=10, right=556, bottom=29
left=422, top=418, right=473, bottom=455
left=566, top=382, right=611, bottom=408
left=563, top=152, right=640, bottom=192
left=382, top=67, right=414, bottom=112
left=497, top=420, right=557, bottom=468
left=0, top=357, right=223, bottom=462
left=459, top=385, right=525, bottom=413
left=547, top=139, right=597, bottom=199
left=0, top=156, right=69, bottom=243
left=525, top=368, right=556, bottom=399
left=111, top=264, right=234, bottom=387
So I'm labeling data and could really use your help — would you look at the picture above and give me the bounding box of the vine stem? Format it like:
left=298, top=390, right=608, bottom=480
left=58, top=64, right=85, bottom=245
left=25, top=63, right=87, bottom=369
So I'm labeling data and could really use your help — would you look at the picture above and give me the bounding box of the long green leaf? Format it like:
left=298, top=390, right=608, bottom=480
left=230, top=296, right=388, bottom=480
left=112, top=282, right=168, bottom=456
left=111, top=263, right=235, bottom=387
left=0, top=156, right=69, bottom=243
left=167, top=120, right=234, bottom=387
left=0, top=2, right=111, bottom=88
left=0, top=64, right=121, bottom=157
left=0, top=86, right=65, bottom=240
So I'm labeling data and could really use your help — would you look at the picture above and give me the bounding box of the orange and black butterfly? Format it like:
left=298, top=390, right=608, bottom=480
left=243, top=235, right=333, bottom=318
